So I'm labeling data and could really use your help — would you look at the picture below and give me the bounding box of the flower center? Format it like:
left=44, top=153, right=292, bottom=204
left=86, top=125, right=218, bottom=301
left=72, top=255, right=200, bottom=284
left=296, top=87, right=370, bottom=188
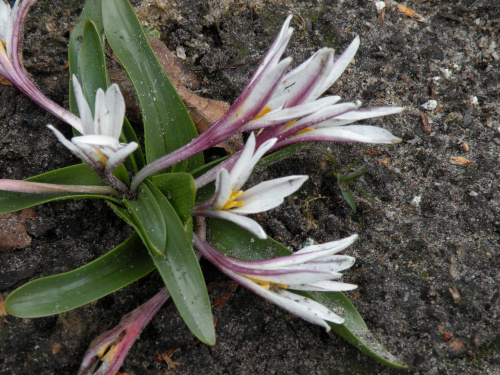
left=219, top=190, right=244, bottom=210
left=243, top=275, right=288, bottom=290
left=94, top=148, right=109, bottom=166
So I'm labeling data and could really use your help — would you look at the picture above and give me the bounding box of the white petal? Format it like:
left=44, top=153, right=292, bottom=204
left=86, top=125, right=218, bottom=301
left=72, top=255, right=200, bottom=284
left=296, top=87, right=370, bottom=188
left=234, top=57, right=292, bottom=121
left=47, top=125, right=88, bottom=163
left=311, top=36, right=360, bottom=100
left=289, top=125, right=402, bottom=144
left=284, top=48, right=335, bottom=108
left=105, top=142, right=138, bottom=173
left=102, top=84, right=125, bottom=138
left=228, top=132, right=257, bottom=188
left=243, top=96, right=341, bottom=132
left=230, top=135, right=277, bottom=191
left=72, top=134, right=121, bottom=151
left=94, top=88, right=107, bottom=135
left=289, top=280, right=358, bottom=292
left=267, top=50, right=320, bottom=110
left=72, top=75, right=94, bottom=135
left=205, top=210, right=268, bottom=239
left=274, top=289, right=344, bottom=326
left=230, top=175, right=308, bottom=214
left=317, top=106, right=405, bottom=127
left=295, top=234, right=358, bottom=255
left=232, top=272, right=340, bottom=329
left=283, top=102, right=360, bottom=135
left=249, top=14, right=293, bottom=85
left=214, top=169, right=232, bottom=208
left=245, top=270, right=341, bottom=286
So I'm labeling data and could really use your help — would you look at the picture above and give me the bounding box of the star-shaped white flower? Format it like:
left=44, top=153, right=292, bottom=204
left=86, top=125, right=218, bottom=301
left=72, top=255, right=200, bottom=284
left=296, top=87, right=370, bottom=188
left=194, top=233, right=359, bottom=330
left=48, top=76, right=137, bottom=191
left=194, top=133, right=308, bottom=239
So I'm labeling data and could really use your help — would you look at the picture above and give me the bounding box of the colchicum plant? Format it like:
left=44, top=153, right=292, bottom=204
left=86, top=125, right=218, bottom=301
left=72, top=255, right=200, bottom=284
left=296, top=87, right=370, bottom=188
left=0, top=0, right=407, bottom=373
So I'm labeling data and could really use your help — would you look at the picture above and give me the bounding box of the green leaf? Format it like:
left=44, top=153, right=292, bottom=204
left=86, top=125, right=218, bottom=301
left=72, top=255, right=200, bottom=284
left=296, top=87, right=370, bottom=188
left=0, top=164, right=121, bottom=214
left=339, top=181, right=357, bottom=213
left=80, top=19, right=108, bottom=109
left=207, top=218, right=407, bottom=369
left=68, top=0, right=103, bottom=117
left=151, top=173, right=196, bottom=224
left=124, top=183, right=167, bottom=257
left=314, top=292, right=408, bottom=369
left=103, top=0, right=203, bottom=172
left=5, top=234, right=154, bottom=318
left=125, top=182, right=214, bottom=344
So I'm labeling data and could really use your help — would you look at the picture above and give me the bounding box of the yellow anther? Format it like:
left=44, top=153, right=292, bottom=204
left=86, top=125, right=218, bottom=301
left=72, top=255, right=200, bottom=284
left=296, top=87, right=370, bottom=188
left=283, top=120, right=296, bottom=129
left=243, top=275, right=287, bottom=290
left=219, top=190, right=245, bottom=210
left=252, top=105, right=272, bottom=120
left=100, top=344, right=118, bottom=363
left=97, top=344, right=112, bottom=359
left=293, top=127, right=314, bottom=136
left=94, top=148, right=108, bottom=166
left=0, top=40, right=7, bottom=56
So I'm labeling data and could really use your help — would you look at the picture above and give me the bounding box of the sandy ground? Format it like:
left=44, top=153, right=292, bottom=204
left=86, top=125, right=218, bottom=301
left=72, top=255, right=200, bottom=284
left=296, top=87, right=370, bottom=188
left=0, top=0, right=499, bottom=374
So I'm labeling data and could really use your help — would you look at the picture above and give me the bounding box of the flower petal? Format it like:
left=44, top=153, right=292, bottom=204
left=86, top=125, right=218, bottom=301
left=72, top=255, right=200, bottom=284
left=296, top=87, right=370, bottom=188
left=102, top=83, right=125, bottom=139
left=105, top=142, right=138, bottom=173
left=316, top=106, right=405, bottom=127
left=72, top=75, right=94, bottom=135
left=289, top=280, right=358, bottom=292
left=249, top=14, right=293, bottom=86
left=311, top=36, right=360, bottom=100
left=230, top=175, right=308, bottom=214
left=230, top=134, right=277, bottom=191
left=203, top=209, right=268, bottom=239
left=213, top=168, right=232, bottom=209
left=242, top=96, right=341, bottom=132
left=282, top=125, right=402, bottom=145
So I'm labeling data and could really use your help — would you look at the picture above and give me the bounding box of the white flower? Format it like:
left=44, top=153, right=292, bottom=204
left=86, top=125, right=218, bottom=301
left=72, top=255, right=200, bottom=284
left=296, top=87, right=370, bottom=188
left=194, top=133, right=308, bottom=239
left=0, top=0, right=20, bottom=58
left=48, top=76, right=138, bottom=176
left=194, top=233, right=359, bottom=330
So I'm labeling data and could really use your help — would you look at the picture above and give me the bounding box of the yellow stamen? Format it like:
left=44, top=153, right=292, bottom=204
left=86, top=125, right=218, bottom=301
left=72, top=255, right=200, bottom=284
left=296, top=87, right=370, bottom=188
left=293, top=127, right=314, bottom=136
left=94, top=148, right=108, bottom=166
left=243, top=275, right=288, bottom=290
left=219, top=190, right=245, bottom=210
left=97, top=344, right=112, bottom=359
left=252, top=105, right=272, bottom=120
left=100, top=344, right=118, bottom=363
left=283, top=120, right=296, bottom=129
left=0, top=40, right=7, bottom=57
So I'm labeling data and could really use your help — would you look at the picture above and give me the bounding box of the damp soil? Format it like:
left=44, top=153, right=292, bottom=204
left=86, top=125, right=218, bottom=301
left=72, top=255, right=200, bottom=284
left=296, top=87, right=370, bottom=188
left=1, top=0, right=499, bottom=374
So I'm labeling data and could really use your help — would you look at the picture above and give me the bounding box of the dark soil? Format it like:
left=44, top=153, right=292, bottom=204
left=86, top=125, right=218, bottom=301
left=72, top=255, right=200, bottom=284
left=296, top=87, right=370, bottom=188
left=1, top=0, right=499, bottom=374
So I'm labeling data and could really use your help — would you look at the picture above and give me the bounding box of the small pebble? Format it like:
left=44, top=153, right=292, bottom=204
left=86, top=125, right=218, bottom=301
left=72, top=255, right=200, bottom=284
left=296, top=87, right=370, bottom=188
left=422, top=100, right=437, bottom=110
left=411, top=195, right=422, bottom=208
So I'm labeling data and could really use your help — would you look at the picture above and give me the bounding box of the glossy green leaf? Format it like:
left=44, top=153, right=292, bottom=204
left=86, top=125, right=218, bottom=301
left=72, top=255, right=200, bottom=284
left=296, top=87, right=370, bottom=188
left=207, top=218, right=407, bottom=369
left=68, top=0, right=103, bottom=96
left=124, top=183, right=167, bottom=256
left=151, top=173, right=196, bottom=223
left=80, top=20, right=108, bottom=108
left=0, top=164, right=121, bottom=214
left=124, top=182, right=214, bottom=344
left=5, top=234, right=154, bottom=318
left=103, top=0, right=203, bottom=172
left=313, top=291, right=407, bottom=369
